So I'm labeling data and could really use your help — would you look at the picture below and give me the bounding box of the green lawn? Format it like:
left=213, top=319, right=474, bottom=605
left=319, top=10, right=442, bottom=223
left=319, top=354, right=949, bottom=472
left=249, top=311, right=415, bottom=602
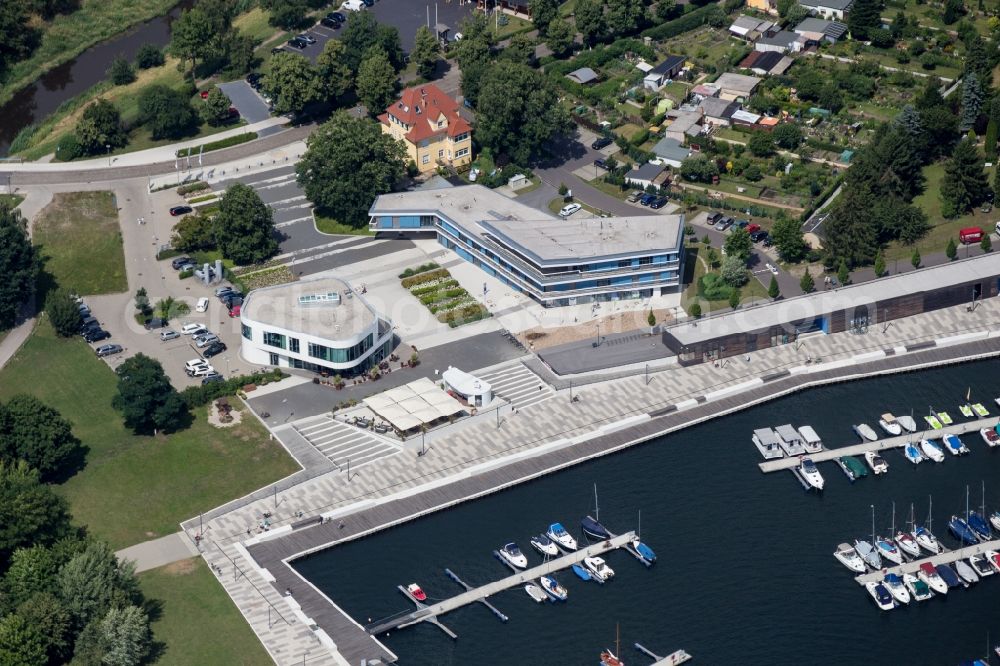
left=0, top=320, right=299, bottom=549
left=233, top=7, right=277, bottom=45
left=33, top=191, right=127, bottom=295
left=0, top=194, right=24, bottom=208
left=0, top=0, right=179, bottom=109
left=314, top=211, right=374, bottom=236
left=140, top=558, right=272, bottom=666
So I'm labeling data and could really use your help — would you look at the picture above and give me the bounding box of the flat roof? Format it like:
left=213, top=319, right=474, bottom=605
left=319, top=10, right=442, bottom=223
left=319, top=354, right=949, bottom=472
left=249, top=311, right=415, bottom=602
left=241, top=275, right=377, bottom=339
left=481, top=215, right=684, bottom=264
left=715, top=72, right=761, bottom=94
left=666, top=253, right=1000, bottom=346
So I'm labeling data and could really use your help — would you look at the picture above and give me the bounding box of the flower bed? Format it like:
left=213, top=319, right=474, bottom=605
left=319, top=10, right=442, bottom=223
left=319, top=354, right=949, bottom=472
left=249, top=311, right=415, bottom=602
left=240, top=265, right=296, bottom=291
left=400, top=264, right=490, bottom=328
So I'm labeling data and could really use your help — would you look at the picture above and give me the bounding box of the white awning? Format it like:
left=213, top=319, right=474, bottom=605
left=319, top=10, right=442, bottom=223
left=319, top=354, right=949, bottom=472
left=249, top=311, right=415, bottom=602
left=363, top=377, right=467, bottom=432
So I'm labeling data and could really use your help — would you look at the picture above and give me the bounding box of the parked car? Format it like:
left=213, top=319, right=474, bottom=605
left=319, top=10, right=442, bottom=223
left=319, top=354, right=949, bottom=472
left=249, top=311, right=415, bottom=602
left=181, top=323, right=207, bottom=336
left=203, top=342, right=227, bottom=358
left=246, top=73, right=261, bottom=88
left=626, top=190, right=644, bottom=203
left=297, top=33, right=316, bottom=44
left=735, top=219, right=749, bottom=229
left=714, top=217, right=733, bottom=231
left=287, top=37, right=308, bottom=49
left=223, top=295, right=243, bottom=309
left=591, top=136, right=614, bottom=150
left=639, top=193, right=656, bottom=206
left=750, top=229, right=768, bottom=242
left=706, top=211, right=722, bottom=225
left=746, top=223, right=761, bottom=235
left=761, top=235, right=773, bottom=247
left=320, top=16, right=340, bottom=28
left=84, top=328, right=111, bottom=343
left=189, top=364, right=216, bottom=377
left=558, top=203, right=582, bottom=218
left=95, top=344, right=123, bottom=358
left=196, top=297, right=210, bottom=313
left=594, top=158, right=607, bottom=170
left=144, top=318, right=167, bottom=330
left=77, top=304, right=91, bottom=318
left=185, top=358, right=209, bottom=372
left=228, top=304, right=241, bottom=318
left=169, top=205, right=192, bottom=216
left=195, top=334, right=220, bottom=348
left=329, top=11, right=346, bottom=22
left=201, top=373, right=225, bottom=385
left=79, top=316, right=99, bottom=333
left=160, top=329, right=180, bottom=341
left=171, top=256, right=193, bottom=270
left=270, top=47, right=285, bottom=55
left=766, top=262, right=779, bottom=275
left=649, top=196, right=668, bottom=210
left=215, top=285, right=237, bottom=297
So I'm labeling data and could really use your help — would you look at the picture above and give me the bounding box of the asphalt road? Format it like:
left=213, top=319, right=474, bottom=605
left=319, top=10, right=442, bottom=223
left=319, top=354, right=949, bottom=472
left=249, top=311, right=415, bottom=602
left=538, top=328, right=672, bottom=375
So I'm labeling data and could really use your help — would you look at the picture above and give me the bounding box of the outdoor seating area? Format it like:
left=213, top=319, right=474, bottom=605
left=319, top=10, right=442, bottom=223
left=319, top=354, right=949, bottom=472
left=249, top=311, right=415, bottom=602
left=362, top=377, right=466, bottom=434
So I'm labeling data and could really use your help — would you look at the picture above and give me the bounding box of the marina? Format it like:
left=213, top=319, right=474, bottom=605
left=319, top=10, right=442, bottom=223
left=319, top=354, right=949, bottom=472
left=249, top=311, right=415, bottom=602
left=855, top=538, right=1000, bottom=585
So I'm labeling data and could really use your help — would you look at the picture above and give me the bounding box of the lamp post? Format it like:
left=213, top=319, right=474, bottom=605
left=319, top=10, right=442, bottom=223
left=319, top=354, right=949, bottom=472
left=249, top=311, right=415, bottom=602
left=106, top=144, right=111, bottom=166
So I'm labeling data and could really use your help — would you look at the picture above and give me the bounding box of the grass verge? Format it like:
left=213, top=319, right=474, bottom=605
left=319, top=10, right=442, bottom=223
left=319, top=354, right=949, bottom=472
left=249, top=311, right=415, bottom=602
left=0, top=194, right=24, bottom=208
left=139, top=558, right=272, bottom=666
left=0, top=319, right=299, bottom=549
left=33, top=191, right=127, bottom=295
left=175, top=132, right=258, bottom=158
left=314, top=211, right=374, bottom=236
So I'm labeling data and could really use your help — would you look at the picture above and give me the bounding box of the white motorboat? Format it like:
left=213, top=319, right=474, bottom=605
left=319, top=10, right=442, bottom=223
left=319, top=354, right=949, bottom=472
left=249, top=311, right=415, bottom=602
left=865, top=581, right=895, bottom=611
left=954, top=559, right=979, bottom=585
left=854, top=539, right=881, bottom=569
left=530, top=534, right=559, bottom=558
left=986, top=549, right=1000, bottom=573
left=752, top=427, right=784, bottom=459
left=919, top=439, right=945, bottom=463
left=583, top=556, right=615, bottom=582
left=524, top=583, right=548, bottom=603
left=942, top=434, right=968, bottom=456
left=775, top=424, right=806, bottom=456
left=798, top=457, right=824, bottom=490
left=797, top=425, right=823, bottom=453
left=991, top=511, right=1000, bottom=532
left=970, top=554, right=995, bottom=577
left=903, top=573, right=933, bottom=601
left=854, top=423, right=878, bottom=441
left=833, top=542, right=867, bottom=573
left=498, top=542, right=528, bottom=569
left=878, top=413, right=902, bottom=436
left=864, top=450, right=888, bottom=474
left=875, top=537, right=903, bottom=565
left=897, top=415, right=917, bottom=433
left=539, top=575, right=568, bottom=601
left=894, top=530, right=921, bottom=558
left=882, top=574, right=911, bottom=604
left=917, top=562, right=948, bottom=595
left=981, top=427, right=1000, bottom=448
left=546, top=523, right=578, bottom=551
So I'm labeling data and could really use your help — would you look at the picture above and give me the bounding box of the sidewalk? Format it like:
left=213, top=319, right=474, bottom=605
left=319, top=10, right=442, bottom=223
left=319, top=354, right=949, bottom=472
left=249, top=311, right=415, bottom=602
left=116, top=532, right=200, bottom=573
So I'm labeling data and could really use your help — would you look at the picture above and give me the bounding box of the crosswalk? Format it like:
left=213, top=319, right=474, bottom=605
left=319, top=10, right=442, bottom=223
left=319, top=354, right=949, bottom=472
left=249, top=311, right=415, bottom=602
left=292, top=415, right=400, bottom=468
left=476, top=363, right=555, bottom=411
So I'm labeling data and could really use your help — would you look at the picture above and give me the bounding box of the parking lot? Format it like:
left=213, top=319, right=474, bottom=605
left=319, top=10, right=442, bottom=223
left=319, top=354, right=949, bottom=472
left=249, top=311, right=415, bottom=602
left=217, top=81, right=279, bottom=137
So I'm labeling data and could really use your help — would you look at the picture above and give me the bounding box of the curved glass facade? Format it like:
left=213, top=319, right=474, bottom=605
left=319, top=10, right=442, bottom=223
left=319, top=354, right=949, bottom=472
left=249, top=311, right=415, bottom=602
left=308, top=334, right=374, bottom=364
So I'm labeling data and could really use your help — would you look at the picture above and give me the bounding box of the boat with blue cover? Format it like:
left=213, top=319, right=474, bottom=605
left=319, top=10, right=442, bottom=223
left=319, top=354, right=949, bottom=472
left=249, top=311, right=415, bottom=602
left=582, top=484, right=613, bottom=541
left=943, top=433, right=968, bottom=456
left=882, top=573, right=910, bottom=604
left=630, top=537, right=656, bottom=564
left=539, top=575, right=568, bottom=601
left=935, top=563, right=962, bottom=588
left=546, top=523, right=578, bottom=551
left=920, top=439, right=945, bottom=463
left=968, top=512, right=992, bottom=541
left=903, top=443, right=923, bottom=464
left=571, top=564, right=592, bottom=581
left=949, top=515, right=979, bottom=545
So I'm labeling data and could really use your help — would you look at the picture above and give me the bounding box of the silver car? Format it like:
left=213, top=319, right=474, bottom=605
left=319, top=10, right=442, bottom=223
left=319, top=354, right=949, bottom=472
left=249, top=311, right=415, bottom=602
left=194, top=333, right=220, bottom=348
left=160, top=329, right=180, bottom=341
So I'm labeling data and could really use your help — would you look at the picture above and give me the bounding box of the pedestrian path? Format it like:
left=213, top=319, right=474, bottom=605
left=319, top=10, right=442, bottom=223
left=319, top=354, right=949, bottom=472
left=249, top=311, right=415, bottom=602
left=292, top=415, right=400, bottom=469
left=477, top=363, right=555, bottom=410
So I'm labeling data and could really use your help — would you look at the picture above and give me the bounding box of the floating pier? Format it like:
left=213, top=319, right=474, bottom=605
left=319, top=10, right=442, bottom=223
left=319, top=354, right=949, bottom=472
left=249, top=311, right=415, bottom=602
left=635, top=642, right=693, bottom=665
left=854, top=537, right=1000, bottom=585
left=759, top=415, right=999, bottom=473
left=367, top=531, right=637, bottom=637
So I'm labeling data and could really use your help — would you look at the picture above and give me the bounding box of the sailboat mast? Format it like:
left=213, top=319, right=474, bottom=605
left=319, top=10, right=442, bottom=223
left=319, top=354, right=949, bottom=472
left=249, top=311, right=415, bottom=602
left=593, top=483, right=599, bottom=522
left=871, top=504, right=875, bottom=545
left=891, top=501, right=895, bottom=536
left=966, top=484, right=970, bottom=522
left=928, top=495, right=933, bottom=531
left=638, top=509, right=641, bottom=540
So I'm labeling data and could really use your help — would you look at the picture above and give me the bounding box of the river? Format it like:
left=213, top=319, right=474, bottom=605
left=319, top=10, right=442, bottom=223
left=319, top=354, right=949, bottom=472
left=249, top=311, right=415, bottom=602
left=294, top=359, right=1000, bottom=665
left=0, top=0, right=194, bottom=156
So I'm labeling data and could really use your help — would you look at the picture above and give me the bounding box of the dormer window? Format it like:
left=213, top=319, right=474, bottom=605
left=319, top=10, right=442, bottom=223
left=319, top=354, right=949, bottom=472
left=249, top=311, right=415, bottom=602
left=437, top=120, right=444, bottom=128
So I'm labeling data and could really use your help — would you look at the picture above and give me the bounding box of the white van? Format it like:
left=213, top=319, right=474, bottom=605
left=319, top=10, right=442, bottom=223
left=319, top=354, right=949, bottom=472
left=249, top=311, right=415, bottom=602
left=341, top=0, right=365, bottom=10
left=196, top=297, right=210, bottom=313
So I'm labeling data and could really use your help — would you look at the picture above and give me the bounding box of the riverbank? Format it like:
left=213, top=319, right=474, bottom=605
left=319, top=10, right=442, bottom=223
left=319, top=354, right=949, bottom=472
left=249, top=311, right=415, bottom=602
left=0, top=0, right=184, bottom=110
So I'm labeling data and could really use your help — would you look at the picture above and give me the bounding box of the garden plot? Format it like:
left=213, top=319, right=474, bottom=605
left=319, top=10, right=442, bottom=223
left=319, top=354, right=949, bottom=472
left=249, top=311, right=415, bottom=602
left=400, top=264, right=490, bottom=328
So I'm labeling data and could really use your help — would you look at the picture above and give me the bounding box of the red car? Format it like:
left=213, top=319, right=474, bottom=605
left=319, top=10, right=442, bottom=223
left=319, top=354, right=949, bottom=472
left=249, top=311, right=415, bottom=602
left=228, top=305, right=241, bottom=318
left=200, top=90, right=210, bottom=99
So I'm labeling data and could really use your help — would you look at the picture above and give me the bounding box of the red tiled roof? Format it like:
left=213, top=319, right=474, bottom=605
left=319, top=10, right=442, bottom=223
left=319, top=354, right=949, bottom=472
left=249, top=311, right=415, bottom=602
left=379, top=83, right=471, bottom=144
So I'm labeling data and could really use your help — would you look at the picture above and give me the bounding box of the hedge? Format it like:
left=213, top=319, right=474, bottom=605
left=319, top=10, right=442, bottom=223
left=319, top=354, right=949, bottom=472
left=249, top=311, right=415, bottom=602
left=398, top=262, right=439, bottom=278
left=640, top=4, right=720, bottom=41
left=180, top=369, right=288, bottom=408
left=439, top=304, right=490, bottom=328
left=401, top=268, right=449, bottom=289
left=176, top=132, right=258, bottom=158
left=177, top=181, right=209, bottom=195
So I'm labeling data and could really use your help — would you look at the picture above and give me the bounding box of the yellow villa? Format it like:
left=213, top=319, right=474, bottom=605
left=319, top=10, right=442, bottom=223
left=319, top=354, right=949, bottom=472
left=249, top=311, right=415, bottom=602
left=379, top=83, right=473, bottom=174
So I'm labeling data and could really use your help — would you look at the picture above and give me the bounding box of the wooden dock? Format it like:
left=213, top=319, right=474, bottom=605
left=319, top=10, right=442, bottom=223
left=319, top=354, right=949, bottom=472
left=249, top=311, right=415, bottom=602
left=854, top=537, right=1000, bottom=584
left=368, top=531, right=636, bottom=637
left=758, top=414, right=999, bottom=473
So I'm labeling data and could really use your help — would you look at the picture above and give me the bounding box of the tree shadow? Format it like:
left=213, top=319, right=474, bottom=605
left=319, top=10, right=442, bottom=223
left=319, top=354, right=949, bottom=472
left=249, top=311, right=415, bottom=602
left=530, top=131, right=587, bottom=169
left=45, top=440, right=90, bottom=485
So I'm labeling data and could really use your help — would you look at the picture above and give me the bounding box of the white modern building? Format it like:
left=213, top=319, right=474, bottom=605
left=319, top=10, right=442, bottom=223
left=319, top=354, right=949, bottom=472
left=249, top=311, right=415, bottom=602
left=239, top=276, right=394, bottom=375
left=442, top=366, right=493, bottom=407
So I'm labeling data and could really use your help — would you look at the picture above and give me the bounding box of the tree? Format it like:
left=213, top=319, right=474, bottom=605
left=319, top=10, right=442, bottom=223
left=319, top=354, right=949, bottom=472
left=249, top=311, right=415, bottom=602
left=680, top=154, right=719, bottom=182
left=265, top=0, right=308, bottom=29
left=772, top=123, right=803, bottom=149
left=824, top=187, right=879, bottom=267
left=960, top=72, right=982, bottom=132
left=837, top=258, right=850, bottom=285
left=985, top=118, right=998, bottom=160
left=411, top=25, right=440, bottom=79
left=965, top=35, right=990, bottom=82
left=874, top=250, right=886, bottom=277
left=44, top=288, right=80, bottom=338
left=981, top=233, right=993, bottom=253
left=770, top=216, right=808, bottom=262
left=688, top=302, right=702, bottom=318
left=530, top=0, right=559, bottom=35
left=918, top=105, right=959, bottom=160
left=0, top=4, right=40, bottom=75
left=748, top=131, right=774, bottom=157
left=911, top=247, right=921, bottom=268
left=317, top=39, right=353, bottom=102
left=0, top=203, right=36, bottom=331
left=202, top=88, right=233, bottom=126
left=215, top=184, right=277, bottom=265
left=222, top=29, right=257, bottom=76
left=17, top=591, right=73, bottom=663
left=655, top=0, right=679, bottom=22
left=606, top=0, right=646, bottom=34
left=502, top=33, right=536, bottom=66
left=107, top=56, right=136, bottom=86
left=799, top=267, right=815, bottom=293
left=4, top=546, right=61, bottom=608
left=134, top=44, right=164, bottom=69
left=723, top=227, right=752, bottom=262
left=137, top=85, right=197, bottom=140
left=0, top=394, right=83, bottom=482
left=454, top=15, right=496, bottom=107
left=647, top=308, right=656, bottom=333
left=476, top=62, right=571, bottom=165
left=940, top=137, right=990, bottom=217
left=296, top=113, right=407, bottom=228
left=99, top=605, right=151, bottom=666
left=0, top=612, right=48, bottom=665
left=112, top=354, right=188, bottom=434
left=168, top=6, right=219, bottom=74
left=341, top=11, right=403, bottom=71
left=75, top=99, right=127, bottom=155
left=728, top=288, right=741, bottom=310
left=848, top=0, right=882, bottom=39
left=575, top=0, right=604, bottom=45
left=134, top=287, right=151, bottom=318
left=768, top=275, right=780, bottom=299
left=355, top=47, right=398, bottom=115
left=720, top=255, right=749, bottom=287
left=263, top=52, right=321, bottom=115
left=943, top=0, right=964, bottom=24
left=545, top=17, right=575, bottom=58
left=58, top=541, right=140, bottom=630
left=0, top=460, right=71, bottom=566
left=171, top=211, right=216, bottom=253
left=946, top=236, right=958, bottom=260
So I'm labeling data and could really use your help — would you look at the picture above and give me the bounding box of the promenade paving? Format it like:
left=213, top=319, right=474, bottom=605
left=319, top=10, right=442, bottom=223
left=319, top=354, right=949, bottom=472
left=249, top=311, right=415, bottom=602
left=178, top=294, right=1000, bottom=665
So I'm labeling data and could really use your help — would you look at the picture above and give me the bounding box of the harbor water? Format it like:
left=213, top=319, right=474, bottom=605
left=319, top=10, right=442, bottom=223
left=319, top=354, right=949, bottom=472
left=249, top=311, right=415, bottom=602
left=294, top=359, right=1000, bottom=665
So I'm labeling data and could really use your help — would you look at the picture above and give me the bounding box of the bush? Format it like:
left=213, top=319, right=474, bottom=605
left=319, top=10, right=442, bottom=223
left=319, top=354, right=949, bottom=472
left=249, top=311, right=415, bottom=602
left=135, top=44, right=165, bottom=69
left=177, top=181, right=209, bottom=195
left=179, top=369, right=288, bottom=408
left=55, top=133, right=83, bottom=161
left=108, top=56, right=136, bottom=85
left=401, top=268, right=450, bottom=288
left=641, top=4, right=720, bottom=40
left=698, top=273, right=734, bottom=300
left=398, top=262, right=440, bottom=279
left=688, top=302, right=702, bottom=318
left=438, top=304, right=490, bottom=327
left=46, top=290, right=82, bottom=337
left=175, top=133, right=257, bottom=158
left=8, top=124, right=38, bottom=154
